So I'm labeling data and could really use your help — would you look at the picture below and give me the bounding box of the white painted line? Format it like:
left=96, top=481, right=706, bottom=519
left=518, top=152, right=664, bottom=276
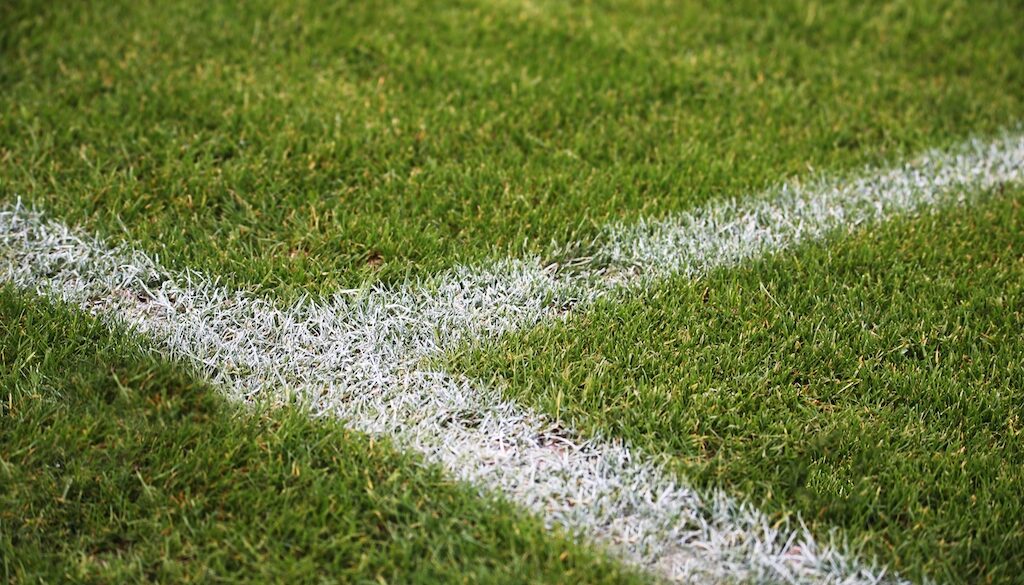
left=3, top=132, right=1022, bottom=583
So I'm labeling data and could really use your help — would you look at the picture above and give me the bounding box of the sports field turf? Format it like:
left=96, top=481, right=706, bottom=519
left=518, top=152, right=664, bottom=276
left=453, top=190, right=1024, bottom=583
left=4, top=0, right=1023, bottom=297
left=2, top=0, right=1023, bottom=583
left=0, top=289, right=642, bottom=584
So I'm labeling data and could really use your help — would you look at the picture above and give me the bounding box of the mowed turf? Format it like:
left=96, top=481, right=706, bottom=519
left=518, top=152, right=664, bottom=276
left=4, top=0, right=1024, bottom=582
left=0, top=290, right=645, bottom=584
left=2, top=0, right=1023, bottom=297
left=453, top=188, right=1024, bottom=584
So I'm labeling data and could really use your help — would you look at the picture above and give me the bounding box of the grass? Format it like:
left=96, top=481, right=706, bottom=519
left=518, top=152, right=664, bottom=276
left=2, top=0, right=1023, bottom=298
left=0, top=288, right=645, bottom=584
left=4, top=0, right=1024, bottom=582
left=453, top=187, right=1024, bottom=584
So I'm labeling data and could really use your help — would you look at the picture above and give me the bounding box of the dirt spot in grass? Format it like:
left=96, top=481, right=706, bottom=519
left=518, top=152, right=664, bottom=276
left=366, top=252, right=384, bottom=269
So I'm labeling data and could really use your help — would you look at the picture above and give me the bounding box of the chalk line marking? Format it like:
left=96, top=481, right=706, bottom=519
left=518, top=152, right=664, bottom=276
left=3, top=132, right=1022, bottom=583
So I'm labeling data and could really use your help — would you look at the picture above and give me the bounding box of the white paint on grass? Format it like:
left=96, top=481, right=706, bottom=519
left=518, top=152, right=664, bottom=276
left=3, top=132, right=1023, bottom=583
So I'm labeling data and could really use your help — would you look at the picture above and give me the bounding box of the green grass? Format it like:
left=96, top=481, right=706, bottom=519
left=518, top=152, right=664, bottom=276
left=3, top=0, right=1023, bottom=298
left=0, top=289, right=645, bottom=584
left=453, top=188, right=1024, bottom=584
left=4, top=1, right=1024, bottom=582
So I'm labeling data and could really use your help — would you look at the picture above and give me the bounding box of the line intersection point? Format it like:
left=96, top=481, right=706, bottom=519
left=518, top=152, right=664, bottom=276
left=3, top=132, right=1022, bottom=583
